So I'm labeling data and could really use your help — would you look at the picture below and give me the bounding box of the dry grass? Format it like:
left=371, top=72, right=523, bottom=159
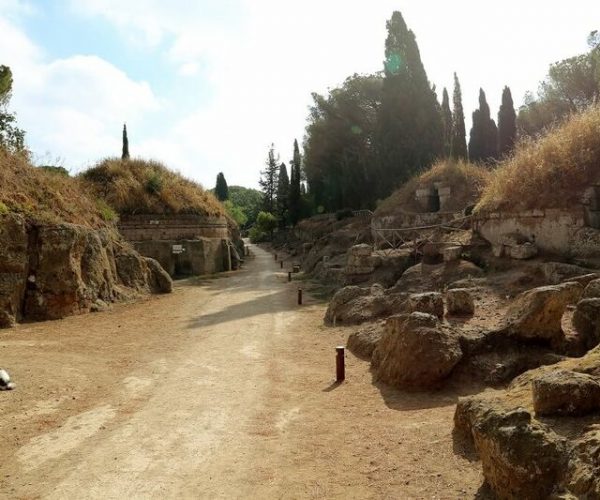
left=0, top=149, right=107, bottom=227
left=478, top=105, right=600, bottom=212
left=81, top=158, right=226, bottom=217
left=375, top=159, right=491, bottom=215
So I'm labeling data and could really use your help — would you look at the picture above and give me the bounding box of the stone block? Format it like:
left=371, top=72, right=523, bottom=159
left=509, top=242, right=538, bottom=260
left=442, top=246, right=462, bottom=262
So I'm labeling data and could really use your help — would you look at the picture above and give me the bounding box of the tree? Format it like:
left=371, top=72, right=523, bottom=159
left=0, top=65, right=25, bottom=154
left=215, top=172, right=229, bottom=201
left=497, top=86, right=517, bottom=157
left=276, top=162, right=289, bottom=227
left=223, top=200, right=247, bottom=227
left=121, top=123, right=130, bottom=160
left=259, top=144, right=279, bottom=212
left=376, top=11, right=443, bottom=196
left=469, top=88, right=498, bottom=164
left=228, top=185, right=262, bottom=227
left=304, top=74, right=382, bottom=211
left=450, top=73, right=467, bottom=160
left=440, top=88, right=453, bottom=157
left=288, top=139, right=302, bottom=225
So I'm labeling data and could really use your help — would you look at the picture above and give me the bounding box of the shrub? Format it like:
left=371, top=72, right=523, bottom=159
left=145, top=173, right=163, bottom=194
left=0, top=201, right=8, bottom=215
left=249, top=226, right=268, bottom=243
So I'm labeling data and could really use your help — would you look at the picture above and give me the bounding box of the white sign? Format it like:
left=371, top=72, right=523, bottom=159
left=172, top=244, right=185, bottom=254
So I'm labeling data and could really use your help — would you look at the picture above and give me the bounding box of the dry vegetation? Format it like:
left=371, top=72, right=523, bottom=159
left=478, top=105, right=600, bottom=212
left=81, top=158, right=226, bottom=217
left=0, top=149, right=107, bottom=227
left=375, top=159, right=490, bottom=215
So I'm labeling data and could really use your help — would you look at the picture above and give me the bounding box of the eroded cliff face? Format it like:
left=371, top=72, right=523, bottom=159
left=0, top=213, right=172, bottom=327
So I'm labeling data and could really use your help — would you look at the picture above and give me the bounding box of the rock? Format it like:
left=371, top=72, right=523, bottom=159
left=347, top=243, right=372, bottom=257
left=532, top=370, right=600, bottom=417
left=392, top=260, right=484, bottom=293
left=408, top=292, right=444, bottom=318
left=372, top=312, right=462, bottom=390
left=542, top=262, right=596, bottom=285
left=442, top=246, right=462, bottom=262
left=346, top=244, right=375, bottom=276
left=572, top=298, right=600, bottom=350
left=347, top=323, right=384, bottom=360
left=446, top=288, right=474, bottom=316
left=499, top=281, right=584, bottom=344
left=567, top=273, right=599, bottom=287
left=492, top=244, right=504, bottom=258
left=509, top=242, right=538, bottom=260
left=0, top=214, right=28, bottom=327
left=454, top=397, right=567, bottom=500
left=0, top=368, right=15, bottom=391
left=90, top=299, right=110, bottom=313
left=144, top=257, right=173, bottom=293
left=583, top=278, right=600, bottom=298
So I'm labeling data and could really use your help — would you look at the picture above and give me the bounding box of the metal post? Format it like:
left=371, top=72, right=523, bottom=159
left=297, top=288, right=303, bottom=305
left=288, top=271, right=292, bottom=282
left=280, top=260, right=283, bottom=269
left=336, top=346, right=345, bottom=382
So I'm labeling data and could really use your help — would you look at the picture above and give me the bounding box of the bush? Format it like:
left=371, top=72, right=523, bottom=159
left=0, top=201, right=8, bottom=215
left=256, top=211, right=278, bottom=234
left=249, top=226, right=268, bottom=243
left=223, top=200, right=248, bottom=227
left=96, top=199, right=118, bottom=222
left=145, top=173, right=163, bottom=194
left=336, top=208, right=354, bottom=220
left=39, top=165, right=69, bottom=177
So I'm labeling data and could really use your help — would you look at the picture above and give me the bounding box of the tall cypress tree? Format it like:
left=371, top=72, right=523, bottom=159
left=288, top=139, right=302, bottom=226
left=469, top=88, right=499, bottom=164
left=276, top=163, right=290, bottom=227
left=215, top=172, right=229, bottom=201
left=376, top=11, right=443, bottom=196
left=497, top=86, right=517, bottom=157
left=122, top=123, right=130, bottom=160
left=259, top=144, right=279, bottom=213
left=441, top=88, right=453, bottom=157
left=450, top=73, right=467, bottom=160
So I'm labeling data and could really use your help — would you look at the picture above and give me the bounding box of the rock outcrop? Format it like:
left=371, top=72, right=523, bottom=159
left=532, top=369, right=600, bottom=416
left=407, top=292, right=444, bottom=318
left=572, top=298, right=600, bottom=350
left=0, top=213, right=172, bottom=327
left=372, top=312, right=463, bottom=390
left=446, top=288, right=475, bottom=315
left=347, top=322, right=384, bottom=360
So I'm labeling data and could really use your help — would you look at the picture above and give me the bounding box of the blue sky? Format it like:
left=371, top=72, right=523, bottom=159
left=0, top=0, right=598, bottom=188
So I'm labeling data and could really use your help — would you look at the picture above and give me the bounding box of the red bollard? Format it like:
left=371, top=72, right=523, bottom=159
left=280, top=260, right=284, bottom=269
left=288, top=271, right=292, bottom=282
left=297, top=288, right=303, bottom=305
left=336, top=346, right=345, bottom=382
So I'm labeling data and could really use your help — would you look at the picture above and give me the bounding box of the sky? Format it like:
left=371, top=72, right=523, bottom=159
left=0, top=1, right=598, bottom=189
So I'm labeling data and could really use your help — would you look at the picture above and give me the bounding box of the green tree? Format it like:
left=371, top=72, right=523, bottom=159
left=304, top=73, right=382, bottom=211
left=450, top=73, right=467, bottom=160
left=0, top=65, right=25, bottom=153
left=276, top=162, right=289, bottom=227
left=259, top=144, right=279, bottom=212
left=215, top=172, right=229, bottom=201
left=228, top=185, right=262, bottom=227
left=497, top=86, right=517, bottom=157
left=288, top=139, right=302, bottom=225
left=441, top=87, right=453, bottom=157
left=376, top=11, right=443, bottom=195
left=122, top=123, right=130, bottom=160
left=223, top=200, right=247, bottom=227
left=469, top=88, right=498, bottom=163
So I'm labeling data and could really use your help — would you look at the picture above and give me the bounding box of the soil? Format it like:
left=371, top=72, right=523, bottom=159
left=0, top=244, right=485, bottom=499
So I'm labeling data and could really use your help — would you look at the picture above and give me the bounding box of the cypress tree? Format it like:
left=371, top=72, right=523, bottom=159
left=259, top=144, right=279, bottom=213
left=288, top=139, right=302, bottom=226
left=497, top=86, right=517, bottom=157
left=377, top=11, right=443, bottom=195
left=469, top=88, right=498, bottom=164
left=215, top=172, right=229, bottom=201
left=441, top=88, right=453, bottom=157
left=450, top=73, right=468, bottom=160
left=122, top=123, right=130, bottom=160
left=276, top=162, right=290, bottom=227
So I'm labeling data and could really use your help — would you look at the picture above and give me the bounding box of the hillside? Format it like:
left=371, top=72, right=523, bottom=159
left=477, top=105, right=600, bottom=212
left=82, top=158, right=226, bottom=218
left=0, top=149, right=108, bottom=228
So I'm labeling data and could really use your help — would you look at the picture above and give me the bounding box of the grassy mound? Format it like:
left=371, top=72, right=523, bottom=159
left=81, top=158, right=225, bottom=217
left=0, top=149, right=108, bottom=227
left=478, top=105, right=600, bottom=212
left=375, top=160, right=490, bottom=215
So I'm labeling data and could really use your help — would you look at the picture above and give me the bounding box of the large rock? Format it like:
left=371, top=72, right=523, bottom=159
left=583, top=278, right=600, bottom=298
left=541, top=262, right=597, bottom=285
left=392, top=260, right=484, bottom=293
left=324, top=285, right=407, bottom=326
left=455, top=398, right=567, bottom=499
left=532, top=370, right=600, bottom=417
left=407, top=292, right=444, bottom=318
left=446, top=288, right=475, bottom=316
left=347, top=322, right=383, bottom=360
left=572, top=298, right=600, bottom=350
left=0, top=216, right=173, bottom=326
left=372, top=312, right=462, bottom=390
left=499, top=281, right=584, bottom=344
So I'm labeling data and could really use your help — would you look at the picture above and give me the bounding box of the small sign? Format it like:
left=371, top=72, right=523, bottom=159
left=172, top=244, right=185, bottom=254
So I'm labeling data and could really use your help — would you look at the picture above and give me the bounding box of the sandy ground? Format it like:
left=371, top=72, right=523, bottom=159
left=0, top=244, right=485, bottom=499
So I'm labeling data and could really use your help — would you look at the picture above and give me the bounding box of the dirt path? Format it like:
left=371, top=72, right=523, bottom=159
left=0, top=244, right=484, bottom=499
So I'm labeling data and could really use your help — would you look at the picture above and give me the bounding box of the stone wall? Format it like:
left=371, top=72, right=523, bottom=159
left=474, top=208, right=600, bottom=258
left=118, top=214, right=229, bottom=241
